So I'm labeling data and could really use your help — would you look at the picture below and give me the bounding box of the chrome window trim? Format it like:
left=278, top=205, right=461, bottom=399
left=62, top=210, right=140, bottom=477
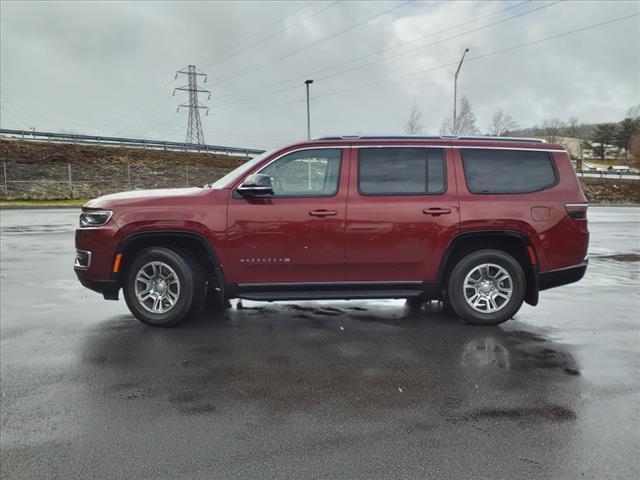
left=254, top=146, right=346, bottom=177
left=314, top=135, right=546, bottom=143
left=350, top=145, right=565, bottom=153
left=356, top=146, right=448, bottom=196
left=233, top=145, right=566, bottom=190
left=351, top=145, right=450, bottom=149
left=454, top=146, right=565, bottom=153
left=231, top=146, right=347, bottom=191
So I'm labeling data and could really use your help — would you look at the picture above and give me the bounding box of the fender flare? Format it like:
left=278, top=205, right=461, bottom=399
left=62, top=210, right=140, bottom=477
left=115, top=230, right=225, bottom=300
left=436, top=230, right=539, bottom=306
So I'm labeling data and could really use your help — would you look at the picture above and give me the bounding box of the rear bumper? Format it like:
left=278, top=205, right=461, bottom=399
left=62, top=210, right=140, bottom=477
left=76, top=274, right=120, bottom=300
left=538, top=259, right=588, bottom=291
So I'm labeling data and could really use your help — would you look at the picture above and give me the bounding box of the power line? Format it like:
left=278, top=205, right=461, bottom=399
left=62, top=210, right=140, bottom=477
left=99, top=0, right=535, bottom=137
left=202, top=0, right=314, bottom=63
left=110, top=6, right=323, bottom=129
left=207, top=0, right=415, bottom=85
left=209, top=1, right=533, bottom=103
left=207, top=12, right=639, bottom=117
left=210, top=0, right=559, bottom=109
left=303, top=1, right=565, bottom=83
left=200, top=1, right=340, bottom=69
left=119, top=76, right=176, bottom=123
left=0, top=106, right=32, bottom=129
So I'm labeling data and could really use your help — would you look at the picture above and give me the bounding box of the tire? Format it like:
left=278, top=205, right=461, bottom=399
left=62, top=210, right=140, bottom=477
left=123, top=247, right=204, bottom=327
left=447, top=249, right=526, bottom=326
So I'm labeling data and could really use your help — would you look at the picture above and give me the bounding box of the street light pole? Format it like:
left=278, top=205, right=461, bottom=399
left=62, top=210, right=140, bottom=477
left=453, top=48, right=469, bottom=134
left=305, top=79, right=313, bottom=140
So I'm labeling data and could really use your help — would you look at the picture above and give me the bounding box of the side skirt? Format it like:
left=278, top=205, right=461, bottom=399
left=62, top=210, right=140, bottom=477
left=226, top=281, right=442, bottom=302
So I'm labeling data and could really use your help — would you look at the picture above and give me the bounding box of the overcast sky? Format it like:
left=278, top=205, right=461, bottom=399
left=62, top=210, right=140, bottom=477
left=1, top=0, right=638, bottom=149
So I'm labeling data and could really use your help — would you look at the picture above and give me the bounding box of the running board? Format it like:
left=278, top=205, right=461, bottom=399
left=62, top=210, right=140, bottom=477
left=236, top=290, right=423, bottom=301
left=228, top=281, right=441, bottom=302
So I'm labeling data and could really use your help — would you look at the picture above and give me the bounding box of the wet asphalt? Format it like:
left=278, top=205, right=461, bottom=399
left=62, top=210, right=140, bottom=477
left=0, top=207, right=639, bottom=480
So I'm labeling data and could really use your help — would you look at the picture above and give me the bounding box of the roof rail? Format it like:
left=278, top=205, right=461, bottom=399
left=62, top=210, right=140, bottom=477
left=455, top=135, right=547, bottom=143
left=312, top=135, right=547, bottom=143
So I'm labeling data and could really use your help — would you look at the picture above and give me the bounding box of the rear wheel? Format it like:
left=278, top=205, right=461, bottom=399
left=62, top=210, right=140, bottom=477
left=123, top=247, right=203, bottom=327
left=447, top=249, right=525, bottom=326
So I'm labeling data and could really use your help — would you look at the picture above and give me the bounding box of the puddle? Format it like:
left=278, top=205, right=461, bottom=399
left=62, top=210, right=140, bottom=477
left=592, top=253, right=640, bottom=262
left=170, top=391, right=201, bottom=403
left=466, top=405, right=576, bottom=421
left=179, top=403, right=216, bottom=414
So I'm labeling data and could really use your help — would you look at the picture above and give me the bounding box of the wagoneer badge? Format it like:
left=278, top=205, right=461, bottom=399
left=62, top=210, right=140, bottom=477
left=239, top=257, right=290, bottom=264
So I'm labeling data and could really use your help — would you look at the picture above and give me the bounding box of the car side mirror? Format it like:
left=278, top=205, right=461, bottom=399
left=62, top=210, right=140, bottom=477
left=236, top=174, right=274, bottom=197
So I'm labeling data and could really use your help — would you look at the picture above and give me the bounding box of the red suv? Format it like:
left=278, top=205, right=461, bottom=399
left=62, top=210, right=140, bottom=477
left=75, top=136, right=589, bottom=327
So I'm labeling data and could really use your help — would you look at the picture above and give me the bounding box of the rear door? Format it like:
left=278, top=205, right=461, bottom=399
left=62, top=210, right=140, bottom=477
left=225, top=147, right=349, bottom=284
left=345, top=145, right=459, bottom=281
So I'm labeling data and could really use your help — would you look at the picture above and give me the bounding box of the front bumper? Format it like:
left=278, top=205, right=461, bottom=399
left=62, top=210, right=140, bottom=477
left=77, top=275, right=120, bottom=300
left=538, top=259, right=588, bottom=291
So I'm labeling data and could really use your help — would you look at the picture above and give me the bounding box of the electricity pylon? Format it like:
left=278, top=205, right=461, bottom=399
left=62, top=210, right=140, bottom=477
left=174, top=65, right=211, bottom=145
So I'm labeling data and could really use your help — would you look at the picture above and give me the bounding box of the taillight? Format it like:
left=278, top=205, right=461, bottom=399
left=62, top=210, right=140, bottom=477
left=565, top=203, right=588, bottom=219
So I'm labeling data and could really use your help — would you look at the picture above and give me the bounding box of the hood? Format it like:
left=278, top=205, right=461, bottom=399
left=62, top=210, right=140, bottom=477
left=84, top=187, right=207, bottom=209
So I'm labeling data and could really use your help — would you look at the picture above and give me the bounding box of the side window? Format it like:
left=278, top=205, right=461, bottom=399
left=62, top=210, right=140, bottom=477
left=461, top=149, right=557, bottom=194
left=358, top=148, right=446, bottom=195
left=259, top=148, right=342, bottom=197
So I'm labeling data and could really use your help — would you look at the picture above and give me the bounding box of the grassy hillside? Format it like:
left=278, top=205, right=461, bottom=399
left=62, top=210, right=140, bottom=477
left=580, top=178, right=639, bottom=204
left=0, top=139, right=250, bottom=200
left=0, top=139, right=248, bottom=168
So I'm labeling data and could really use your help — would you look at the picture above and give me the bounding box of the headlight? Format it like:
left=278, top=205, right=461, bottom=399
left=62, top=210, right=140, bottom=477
left=79, top=210, right=112, bottom=228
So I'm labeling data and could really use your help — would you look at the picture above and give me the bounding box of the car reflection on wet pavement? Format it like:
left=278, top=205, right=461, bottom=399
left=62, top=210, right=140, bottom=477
left=1, top=207, right=638, bottom=479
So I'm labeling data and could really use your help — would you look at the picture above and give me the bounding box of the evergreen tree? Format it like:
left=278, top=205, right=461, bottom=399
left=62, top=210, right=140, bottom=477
left=583, top=123, right=618, bottom=160
left=614, top=117, right=640, bottom=155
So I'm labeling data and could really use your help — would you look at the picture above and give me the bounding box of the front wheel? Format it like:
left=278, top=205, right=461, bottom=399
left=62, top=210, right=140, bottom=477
left=447, top=249, right=526, bottom=326
left=123, top=247, right=203, bottom=327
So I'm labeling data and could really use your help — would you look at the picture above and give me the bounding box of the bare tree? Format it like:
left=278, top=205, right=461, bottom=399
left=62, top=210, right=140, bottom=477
left=567, top=116, right=581, bottom=138
left=627, top=105, right=640, bottom=119
left=487, top=108, right=519, bottom=136
left=405, top=101, right=424, bottom=135
left=541, top=118, right=566, bottom=143
left=440, top=96, right=479, bottom=135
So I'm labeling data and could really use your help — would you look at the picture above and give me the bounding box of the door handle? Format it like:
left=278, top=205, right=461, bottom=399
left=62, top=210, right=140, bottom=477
left=309, top=209, right=338, bottom=217
left=423, top=207, right=452, bottom=216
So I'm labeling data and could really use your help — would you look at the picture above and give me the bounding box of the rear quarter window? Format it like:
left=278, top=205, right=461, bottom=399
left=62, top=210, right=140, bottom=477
left=461, top=149, right=558, bottom=194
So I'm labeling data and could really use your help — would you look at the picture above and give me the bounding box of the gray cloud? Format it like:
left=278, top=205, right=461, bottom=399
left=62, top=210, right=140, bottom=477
left=1, top=0, right=638, bottom=149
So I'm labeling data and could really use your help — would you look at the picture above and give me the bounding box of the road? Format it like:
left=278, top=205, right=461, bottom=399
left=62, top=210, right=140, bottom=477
left=1, top=207, right=639, bottom=479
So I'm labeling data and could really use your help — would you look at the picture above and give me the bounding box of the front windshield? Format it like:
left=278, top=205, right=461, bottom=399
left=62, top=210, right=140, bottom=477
left=209, top=149, right=277, bottom=189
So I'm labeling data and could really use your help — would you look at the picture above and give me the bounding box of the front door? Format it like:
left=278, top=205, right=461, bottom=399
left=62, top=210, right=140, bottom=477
left=225, top=147, right=349, bottom=284
left=345, top=146, right=460, bottom=281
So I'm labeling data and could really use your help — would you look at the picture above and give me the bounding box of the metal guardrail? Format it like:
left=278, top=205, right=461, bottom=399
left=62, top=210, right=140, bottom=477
left=0, top=128, right=265, bottom=157
left=577, top=171, right=640, bottom=180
